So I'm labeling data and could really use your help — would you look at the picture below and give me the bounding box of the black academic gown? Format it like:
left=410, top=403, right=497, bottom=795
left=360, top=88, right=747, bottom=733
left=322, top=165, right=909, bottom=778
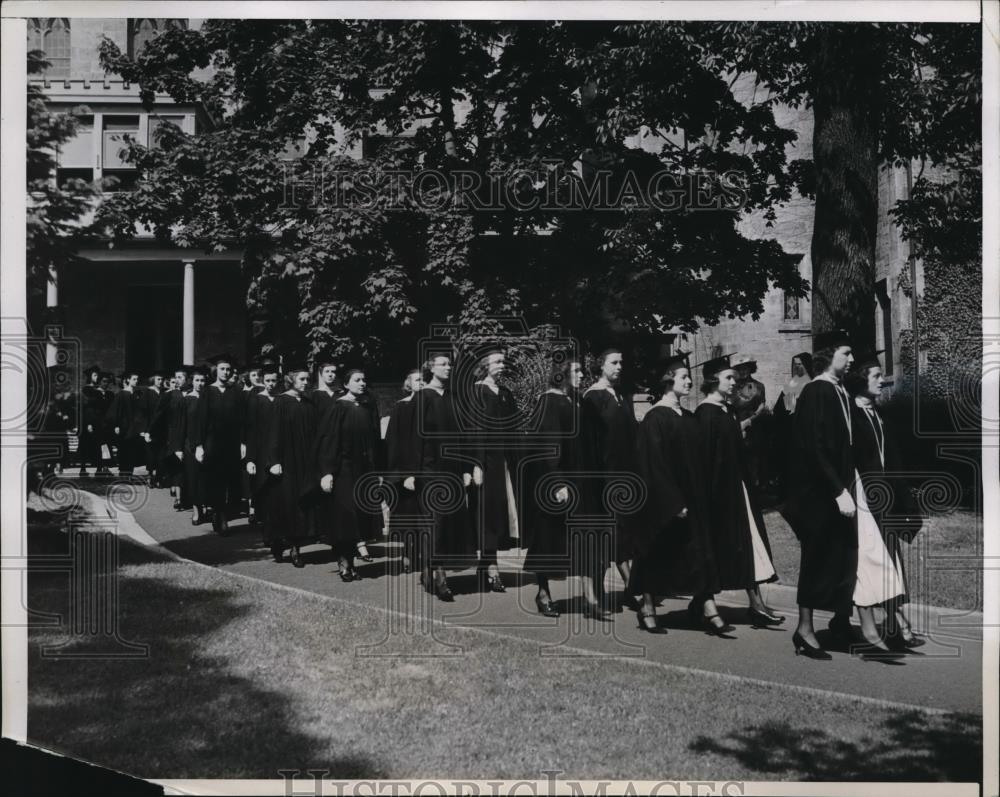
left=140, top=387, right=165, bottom=479
left=785, top=378, right=858, bottom=615
left=316, top=397, right=384, bottom=552
left=265, top=392, right=319, bottom=545
left=629, top=405, right=718, bottom=597
left=178, top=393, right=206, bottom=508
left=417, top=387, right=476, bottom=565
left=695, top=401, right=777, bottom=589
left=156, top=389, right=187, bottom=487
left=384, top=396, right=429, bottom=563
left=244, top=392, right=278, bottom=542
left=581, top=386, right=639, bottom=563
left=469, top=382, right=521, bottom=554
left=851, top=402, right=921, bottom=602
left=522, top=391, right=595, bottom=579
left=106, top=388, right=146, bottom=472
left=191, top=383, right=245, bottom=513
left=79, top=385, right=103, bottom=468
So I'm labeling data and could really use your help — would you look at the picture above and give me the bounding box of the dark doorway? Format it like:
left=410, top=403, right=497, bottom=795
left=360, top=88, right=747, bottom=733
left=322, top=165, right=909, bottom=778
left=126, top=284, right=183, bottom=373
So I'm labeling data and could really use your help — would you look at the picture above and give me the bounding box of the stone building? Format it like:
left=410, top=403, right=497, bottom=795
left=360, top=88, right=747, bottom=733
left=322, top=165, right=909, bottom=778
left=29, top=17, right=247, bottom=376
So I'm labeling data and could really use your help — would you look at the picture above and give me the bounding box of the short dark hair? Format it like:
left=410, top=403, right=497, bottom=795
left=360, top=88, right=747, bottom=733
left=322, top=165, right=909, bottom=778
left=402, top=369, right=421, bottom=393
left=284, top=368, right=310, bottom=389
left=657, top=364, right=688, bottom=397
left=261, top=363, right=280, bottom=378
left=317, top=360, right=337, bottom=371
left=422, top=353, right=450, bottom=382
left=845, top=363, right=878, bottom=397
left=812, top=346, right=838, bottom=376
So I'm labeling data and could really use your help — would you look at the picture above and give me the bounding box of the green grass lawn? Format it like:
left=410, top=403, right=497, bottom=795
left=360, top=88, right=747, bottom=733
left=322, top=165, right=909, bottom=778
left=764, top=508, right=983, bottom=611
left=27, top=518, right=981, bottom=782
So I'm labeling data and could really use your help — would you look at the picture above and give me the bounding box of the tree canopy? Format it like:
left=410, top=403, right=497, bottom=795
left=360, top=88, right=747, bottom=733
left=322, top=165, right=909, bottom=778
left=95, top=19, right=809, bottom=382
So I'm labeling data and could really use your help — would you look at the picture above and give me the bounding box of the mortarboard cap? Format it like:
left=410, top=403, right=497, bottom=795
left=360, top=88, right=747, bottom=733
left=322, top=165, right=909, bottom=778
left=697, top=354, right=733, bottom=380
left=661, top=351, right=691, bottom=372
left=813, top=329, right=852, bottom=352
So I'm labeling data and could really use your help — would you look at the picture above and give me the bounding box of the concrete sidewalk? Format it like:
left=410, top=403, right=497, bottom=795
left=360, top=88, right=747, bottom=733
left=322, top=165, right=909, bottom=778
left=75, top=480, right=984, bottom=715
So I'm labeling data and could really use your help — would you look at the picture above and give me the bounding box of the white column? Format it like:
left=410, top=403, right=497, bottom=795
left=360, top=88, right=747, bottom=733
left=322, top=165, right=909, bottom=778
left=183, top=260, right=195, bottom=364
left=45, top=264, right=58, bottom=367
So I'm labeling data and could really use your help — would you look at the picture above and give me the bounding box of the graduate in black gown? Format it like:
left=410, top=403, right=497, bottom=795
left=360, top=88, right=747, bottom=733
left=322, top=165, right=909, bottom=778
left=695, top=356, right=783, bottom=627
left=522, top=358, right=612, bottom=620
left=771, top=352, right=814, bottom=501
left=266, top=369, right=320, bottom=568
left=155, top=368, right=190, bottom=508
left=244, top=365, right=282, bottom=559
left=384, top=369, right=425, bottom=573
left=316, top=369, right=384, bottom=581
left=78, top=365, right=104, bottom=476
left=416, top=354, right=476, bottom=601
left=172, top=369, right=207, bottom=524
left=106, top=371, right=146, bottom=477
left=139, top=371, right=166, bottom=486
left=785, top=330, right=859, bottom=659
left=468, top=350, right=521, bottom=593
left=846, top=354, right=925, bottom=651
left=191, top=356, right=245, bottom=535
left=629, top=354, right=725, bottom=635
left=582, top=348, right=639, bottom=608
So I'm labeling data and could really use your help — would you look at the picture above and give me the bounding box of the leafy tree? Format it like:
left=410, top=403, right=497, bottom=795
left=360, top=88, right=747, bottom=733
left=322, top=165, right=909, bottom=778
left=96, top=20, right=809, bottom=382
left=26, top=50, right=99, bottom=301
left=710, top=22, right=982, bottom=350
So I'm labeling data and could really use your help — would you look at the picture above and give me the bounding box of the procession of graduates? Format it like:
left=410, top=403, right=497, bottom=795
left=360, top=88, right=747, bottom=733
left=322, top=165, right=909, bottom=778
left=38, top=327, right=927, bottom=659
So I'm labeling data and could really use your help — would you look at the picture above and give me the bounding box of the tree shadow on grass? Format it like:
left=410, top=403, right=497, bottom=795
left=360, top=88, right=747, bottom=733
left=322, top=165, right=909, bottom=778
left=690, top=710, right=982, bottom=781
left=27, top=527, right=379, bottom=780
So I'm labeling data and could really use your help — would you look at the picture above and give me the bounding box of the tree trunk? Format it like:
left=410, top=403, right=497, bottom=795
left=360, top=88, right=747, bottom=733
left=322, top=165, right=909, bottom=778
left=809, top=25, right=880, bottom=352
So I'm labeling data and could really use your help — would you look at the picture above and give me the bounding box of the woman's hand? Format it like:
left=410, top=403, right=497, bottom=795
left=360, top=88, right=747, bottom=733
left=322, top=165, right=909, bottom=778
left=472, top=465, right=484, bottom=486
left=195, top=445, right=204, bottom=463
left=269, top=463, right=282, bottom=476
left=320, top=474, right=334, bottom=493
left=677, top=507, right=689, bottom=519
left=246, top=462, right=256, bottom=475
left=403, top=476, right=416, bottom=491
left=835, top=489, right=856, bottom=518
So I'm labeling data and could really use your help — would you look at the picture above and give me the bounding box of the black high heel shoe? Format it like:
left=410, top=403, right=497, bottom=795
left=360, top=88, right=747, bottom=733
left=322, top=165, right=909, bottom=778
left=535, top=594, right=560, bottom=618
left=703, top=614, right=736, bottom=637
left=432, top=571, right=454, bottom=602
left=356, top=543, right=373, bottom=562
left=792, top=630, right=832, bottom=660
left=748, top=606, right=786, bottom=626
left=290, top=548, right=304, bottom=568
left=338, top=557, right=356, bottom=582
left=637, top=610, right=667, bottom=634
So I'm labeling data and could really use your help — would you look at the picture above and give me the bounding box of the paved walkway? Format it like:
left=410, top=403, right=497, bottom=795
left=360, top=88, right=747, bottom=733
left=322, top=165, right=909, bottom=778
left=78, top=477, right=983, bottom=715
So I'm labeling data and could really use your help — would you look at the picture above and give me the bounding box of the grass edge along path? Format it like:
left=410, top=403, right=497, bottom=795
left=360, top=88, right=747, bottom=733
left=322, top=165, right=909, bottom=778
left=26, top=517, right=983, bottom=783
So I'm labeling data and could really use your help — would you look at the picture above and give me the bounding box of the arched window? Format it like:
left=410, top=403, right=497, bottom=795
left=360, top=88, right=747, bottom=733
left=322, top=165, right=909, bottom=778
left=31, top=18, right=70, bottom=78
left=131, top=18, right=157, bottom=57
left=128, top=18, right=188, bottom=57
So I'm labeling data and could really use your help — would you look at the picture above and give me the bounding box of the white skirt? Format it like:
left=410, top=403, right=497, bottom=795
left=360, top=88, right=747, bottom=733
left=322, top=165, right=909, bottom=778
left=742, top=481, right=775, bottom=583
left=853, top=469, right=905, bottom=607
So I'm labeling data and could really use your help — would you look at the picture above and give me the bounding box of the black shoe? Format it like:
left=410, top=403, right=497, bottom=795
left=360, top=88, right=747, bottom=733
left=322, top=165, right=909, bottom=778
left=828, top=616, right=856, bottom=646
left=338, top=557, right=356, bottom=582
left=582, top=602, right=613, bottom=622
left=535, top=594, right=560, bottom=618
left=703, top=614, right=736, bottom=637
left=433, top=572, right=454, bottom=602
left=748, top=606, right=786, bottom=626
left=291, top=549, right=304, bottom=568
left=356, top=543, right=373, bottom=562
left=792, top=630, right=832, bottom=660
left=191, top=512, right=202, bottom=526
left=637, top=611, right=667, bottom=634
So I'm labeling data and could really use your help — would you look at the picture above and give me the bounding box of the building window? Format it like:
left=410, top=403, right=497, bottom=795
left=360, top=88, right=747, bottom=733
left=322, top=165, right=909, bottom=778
left=782, top=292, right=801, bottom=322
left=103, top=116, right=140, bottom=191
left=28, top=18, right=71, bottom=78
left=876, top=279, right=894, bottom=376
left=128, top=19, right=188, bottom=58
left=57, top=115, right=94, bottom=186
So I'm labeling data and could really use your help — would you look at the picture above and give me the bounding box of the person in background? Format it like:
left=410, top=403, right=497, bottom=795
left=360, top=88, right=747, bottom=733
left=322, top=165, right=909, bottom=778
left=175, top=368, right=208, bottom=525
left=244, top=364, right=282, bottom=560
left=106, top=370, right=145, bottom=478
left=192, top=355, right=245, bottom=535
left=582, top=348, right=639, bottom=612
left=771, top=353, right=814, bottom=501
left=158, top=367, right=191, bottom=510
left=730, top=354, right=769, bottom=497
left=469, top=349, right=520, bottom=594
left=784, top=330, right=858, bottom=660
left=96, top=372, right=115, bottom=474
left=140, top=371, right=167, bottom=486
left=695, top=355, right=783, bottom=628
left=266, top=368, right=320, bottom=568
left=78, top=365, right=103, bottom=477
left=846, top=352, right=923, bottom=654
left=317, top=368, right=384, bottom=582
left=384, top=369, right=425, bottom=574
